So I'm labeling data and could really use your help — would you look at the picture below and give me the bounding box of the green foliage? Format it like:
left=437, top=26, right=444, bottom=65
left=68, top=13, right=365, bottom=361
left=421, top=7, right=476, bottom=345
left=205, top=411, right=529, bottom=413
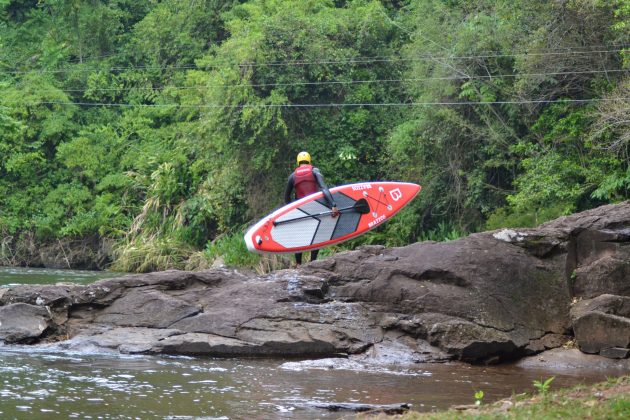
left=205, top=230, right=260, bottom=268
left=418, top=222, right=465, bottom=242
left=592, top=167, right=630, bottom=201
left=474, top=390, right=484, bottom=406
left=486, top=203, right=569, bottom=230
left=0, top=0, right=628, bottom=272
left=110, top=236, right=195, bottom=273
left=533, top=376, right=555, bottom=395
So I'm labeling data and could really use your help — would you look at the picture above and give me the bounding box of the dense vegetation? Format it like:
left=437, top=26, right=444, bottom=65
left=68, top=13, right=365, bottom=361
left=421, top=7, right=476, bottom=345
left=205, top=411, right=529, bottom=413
left=0, top=0, right=628, bottom=271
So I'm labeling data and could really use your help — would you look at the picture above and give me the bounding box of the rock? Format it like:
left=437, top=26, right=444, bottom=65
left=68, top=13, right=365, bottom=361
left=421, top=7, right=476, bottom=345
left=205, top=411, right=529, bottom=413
left=314, top=232, right=571, bottom=362
left=515, top=348, right=630, bottom=370
left=68, top=327, right=182, bottom=354
left=0, top=303, right=51, bottom=343
left=152, top=333, right=262, bottom=356
left=93, top=289, right=202, bottom=328
left=599, top=347, right=630, bottom=359
left=0, top=200, right=629, bottom=364
left=571, top=294, right=630, bottom=319
left=572, top=312, right=630, bottom=355
left=524, top=333, right=572, bottom=354
left=427, top=317, right=519, bottom=363
left=298, top=402, right=410, bottom=414
left=571, top=246, right=630, bottom=299
left=571, top=295, right=630, bottom=358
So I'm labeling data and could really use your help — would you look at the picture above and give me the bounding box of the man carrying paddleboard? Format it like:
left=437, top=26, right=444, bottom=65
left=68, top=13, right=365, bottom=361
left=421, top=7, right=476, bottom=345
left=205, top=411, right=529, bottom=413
left=284, top=151, right=339, bottom=265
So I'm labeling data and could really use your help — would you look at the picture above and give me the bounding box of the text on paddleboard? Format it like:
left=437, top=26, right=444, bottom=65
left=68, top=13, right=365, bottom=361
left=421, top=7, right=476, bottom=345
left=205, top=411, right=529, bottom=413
left=368, top=215, right=386, bottom=228
left=352, top=184, right=372, bottom=191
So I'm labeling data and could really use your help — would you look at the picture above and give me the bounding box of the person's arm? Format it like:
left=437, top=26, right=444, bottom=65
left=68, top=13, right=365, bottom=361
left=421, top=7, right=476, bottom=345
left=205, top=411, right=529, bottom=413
left=313, top=168, right=337, bottom=211
left=284, top=173, right=295, bottom=204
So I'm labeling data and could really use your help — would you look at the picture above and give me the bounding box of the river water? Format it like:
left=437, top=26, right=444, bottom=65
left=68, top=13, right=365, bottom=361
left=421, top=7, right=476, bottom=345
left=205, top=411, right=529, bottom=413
left=1, top=267, right=627, bottom=419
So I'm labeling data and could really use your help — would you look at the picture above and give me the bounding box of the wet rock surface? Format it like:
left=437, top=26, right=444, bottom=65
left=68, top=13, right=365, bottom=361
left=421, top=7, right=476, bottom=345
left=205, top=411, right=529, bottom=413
left=0, top=201, right=629, bottom=363
left=571, top=294, right=630, bottom=357
left=515, top=348, right=630, bottom=370
left=0, top=303, right=51, bottom=342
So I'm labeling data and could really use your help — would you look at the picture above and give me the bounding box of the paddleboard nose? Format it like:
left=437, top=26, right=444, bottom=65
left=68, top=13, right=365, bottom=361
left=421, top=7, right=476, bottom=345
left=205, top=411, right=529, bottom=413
left=244, top=230, right=257, bottom=253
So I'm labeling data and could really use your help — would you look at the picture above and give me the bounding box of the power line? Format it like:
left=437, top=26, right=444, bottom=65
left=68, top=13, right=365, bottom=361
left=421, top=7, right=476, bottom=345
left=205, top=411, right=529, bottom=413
left=1, top=48, right=627, bottom=75
left=14, top=69, right=630, bottom=94
left=10, top=97, right=629, bottom=109
left=237, top=49, right=628, bottom=66
left=59, top=42, right=630, bottom=65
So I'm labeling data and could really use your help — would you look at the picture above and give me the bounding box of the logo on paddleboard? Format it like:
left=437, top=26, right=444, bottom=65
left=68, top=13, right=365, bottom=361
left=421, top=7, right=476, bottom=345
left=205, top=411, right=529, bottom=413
left=369, top=214, right=386, bottom=228
left=352, top=184, right=372, bottom=191
left=390, top=188, right=403, bottom=201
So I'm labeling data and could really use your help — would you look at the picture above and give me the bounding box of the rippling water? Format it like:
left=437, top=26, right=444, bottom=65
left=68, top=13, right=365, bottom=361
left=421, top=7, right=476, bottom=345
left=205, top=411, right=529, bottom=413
left=0, top=268, right=626, bottom=418
left=0, top=346, right=626, bottom=419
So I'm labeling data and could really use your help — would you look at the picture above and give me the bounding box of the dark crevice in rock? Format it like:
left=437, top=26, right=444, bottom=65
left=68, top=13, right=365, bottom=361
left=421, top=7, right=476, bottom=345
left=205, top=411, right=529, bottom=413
left=68, top=302, right=110, bottom=317
left=165, top=307, right=204, bottom=328
left=410, top=269, right=471, bottom=287
left=377, top=269, right=466, bottom=288
left=518, top=237, right=567, bottom=259
left=565, top=235, right=579, bottom=295
left=276, top=296, right=332, bottom=304
left=471, top=320, right=515, bottom=334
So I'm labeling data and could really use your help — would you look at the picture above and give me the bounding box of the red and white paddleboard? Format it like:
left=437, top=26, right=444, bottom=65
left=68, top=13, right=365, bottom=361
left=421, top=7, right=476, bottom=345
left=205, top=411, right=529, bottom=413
left=245, top=181, right=421, bottom=254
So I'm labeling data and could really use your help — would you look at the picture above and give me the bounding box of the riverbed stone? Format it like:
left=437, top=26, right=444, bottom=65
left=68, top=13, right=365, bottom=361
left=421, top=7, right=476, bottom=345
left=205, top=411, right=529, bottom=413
left=93, top=289, right=202, bottom=328
left=69, top=326, right=183, bottom=354
left=599, top=347, right=630, bottom=359
left=570, top=294, right=630, bottom=357
left=571, top=294, right=630, bottom=319
left=515, top=348, right=630, bottom=369
left=573, top=312, right=630, bottom=355
left=0, top=200, right=628, bottom=364
left=571, top=251, right=630, bottom=299
left=0, top=303, right=51, bottom=343
left=524, top=333, right=572, bottom=354
left=151, top=333, right=263, bottom=356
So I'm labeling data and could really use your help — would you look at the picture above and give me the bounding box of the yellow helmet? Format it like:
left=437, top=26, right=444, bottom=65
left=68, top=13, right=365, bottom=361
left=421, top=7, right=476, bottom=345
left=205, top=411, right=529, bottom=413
left=296, top=151, right=311, bottom=165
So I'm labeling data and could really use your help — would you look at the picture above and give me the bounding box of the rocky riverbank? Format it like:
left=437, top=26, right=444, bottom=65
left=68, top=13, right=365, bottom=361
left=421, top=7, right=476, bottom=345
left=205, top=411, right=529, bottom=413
left=1, top=201, right=629, bottom=364
left=0, top=233, right=112, bottom=270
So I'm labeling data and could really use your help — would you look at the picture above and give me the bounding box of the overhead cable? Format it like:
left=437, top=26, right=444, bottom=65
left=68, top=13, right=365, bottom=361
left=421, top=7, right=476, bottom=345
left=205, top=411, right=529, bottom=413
left=15, top=69, right=630, bottom=93
left=1, top=48, right=627, bottom=75
left=11, top=97, right=629, bottom=109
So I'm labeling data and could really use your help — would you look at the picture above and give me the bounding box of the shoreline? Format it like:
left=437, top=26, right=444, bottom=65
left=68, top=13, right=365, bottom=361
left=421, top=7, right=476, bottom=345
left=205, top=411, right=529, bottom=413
left=0, top=234, right=112, bottom=271
left=382, top=374, right=630, bottom=419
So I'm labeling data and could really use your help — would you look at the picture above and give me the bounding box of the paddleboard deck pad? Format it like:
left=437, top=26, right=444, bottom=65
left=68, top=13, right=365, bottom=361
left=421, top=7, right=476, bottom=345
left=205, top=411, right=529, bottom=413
left=245, top=181, right=421, bottom=254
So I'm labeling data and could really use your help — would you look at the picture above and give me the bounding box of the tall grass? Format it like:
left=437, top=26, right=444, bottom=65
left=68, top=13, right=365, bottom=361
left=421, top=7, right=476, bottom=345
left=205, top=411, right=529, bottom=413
left=111, top=221, right=466, bottom=273
left=202, top=230, right=293, bottom=274
left=205, top=231, right=260, bottom=268
left=110, top=236, right=195, bottom=273
left=418, top=221, right=465, bottom=242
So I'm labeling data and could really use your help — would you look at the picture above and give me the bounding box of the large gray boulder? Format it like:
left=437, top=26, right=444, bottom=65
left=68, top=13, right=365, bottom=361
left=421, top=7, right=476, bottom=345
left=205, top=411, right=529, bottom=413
left=1, top=200, right=629, bottom=363
left=0, top=303, right=51, bottom=342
